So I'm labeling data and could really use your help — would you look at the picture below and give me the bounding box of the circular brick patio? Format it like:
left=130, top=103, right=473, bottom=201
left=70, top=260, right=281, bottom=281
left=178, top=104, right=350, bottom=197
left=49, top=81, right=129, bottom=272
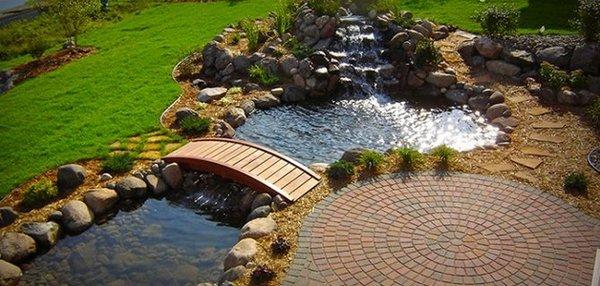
left=284, top=173, right=600, bottom=285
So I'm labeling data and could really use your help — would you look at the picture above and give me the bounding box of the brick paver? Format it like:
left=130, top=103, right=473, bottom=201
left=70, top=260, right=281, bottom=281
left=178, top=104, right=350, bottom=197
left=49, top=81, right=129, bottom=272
left=284, top=173, right=600, bottom=285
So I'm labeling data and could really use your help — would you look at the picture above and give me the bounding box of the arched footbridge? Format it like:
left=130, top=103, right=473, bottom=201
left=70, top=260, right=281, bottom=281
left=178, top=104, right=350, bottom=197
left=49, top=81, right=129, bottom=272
left=163, top=138, right=321, bottom=201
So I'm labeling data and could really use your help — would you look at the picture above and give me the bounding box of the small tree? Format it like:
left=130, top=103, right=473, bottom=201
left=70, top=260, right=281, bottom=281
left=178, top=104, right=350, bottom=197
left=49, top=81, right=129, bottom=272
left=572, top=0, right=600, bottom=42
left=40, top=0, right=99, bottom=45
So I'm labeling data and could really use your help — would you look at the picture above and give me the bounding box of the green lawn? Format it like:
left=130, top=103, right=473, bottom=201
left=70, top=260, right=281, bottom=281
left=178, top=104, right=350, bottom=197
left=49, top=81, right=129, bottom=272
left=401, top=0, right=578, bottom=34
left=0, top=0, right=276, bottom=196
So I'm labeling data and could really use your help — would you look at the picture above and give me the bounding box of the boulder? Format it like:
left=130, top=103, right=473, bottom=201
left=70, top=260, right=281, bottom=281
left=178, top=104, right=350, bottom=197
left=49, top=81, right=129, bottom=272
left=115, top=176, right=147, bottom=199
left=0, top=233, right=36, bottom=263
left=578, top=90, right=599, bottom=105
left=389, top=32, right=409, bottom=49
left=589, top=76, right=600, bottom=94
left=83, top=188, right=118, bottom=215
left=47, top=211, right=63, bottom=223
left=145, top=174, right=168, bottom=195
left=215, top=120, right=235, bottom=139
left=57, top=164, right=86, bottom=191
left=175, top=108, right=199, bottom=124
left=425, top=72, right=457, bottom=88
left=407, top=29, right=425, bottom=41
left=412, top=24, right=430, bottom=38
left=474, top=37, right=503, bottom=59
left=320, top=19, right=336, bottom=38
left=239, top=217, right=277, bottom=239
left=468, top=95, right=490, bottom=112
left=215, top=50, right=234, bottom=70
left=0, top=260, right=22, bottom=286
left=246, top=205, right=271, bottom=221
left=219, top=265, right=248, bottom=284
left=60, top=201, right=94, bottom=233
left=309, top=51, right=329, bottom=67
left=251, top=193, right=272, bottom=210
left=341, top=148, right=369, bottom=163
left=197, top=87, right=228, bottom=103
left=308, top=163, right=329, bottom=173
left=233, top=55, right=251, bottom=73
left=491, top=116, right=519, bottom=131
left=272, top=195, right=288, bottom=211
left=457, top=40, right=475, bottom=62
left=162, top=163, right=183, bottom=189
left=253, top=94, right=280, bottom=109
left=223, top=238, right=258, bottom=271
left=444, top=89, right=469, bottom=105
left=485, top=103, right=511, bottom=120
left=486, top=60, right=521, bottom=76
left=536, top=47, right=571, bottom=69
left=570, top=44, right=600, bottom=75
left=20, top=222, right=60, bottom=248
left=239, top=100, right=255, bottom=116
left=225, top=107, right=247, bottom=128
left=489, top=91, right=505, bottom=104
left=0, top=208, right=18, bottom=228
left=557, top=89, right=578, bottom=105
left=280, top=56, right=299, bottom=76
left=504, top=49, right=535, bottom=67
left=270, top=87, right=284, bottom=97
left=282, top=85, right=307, bottom=102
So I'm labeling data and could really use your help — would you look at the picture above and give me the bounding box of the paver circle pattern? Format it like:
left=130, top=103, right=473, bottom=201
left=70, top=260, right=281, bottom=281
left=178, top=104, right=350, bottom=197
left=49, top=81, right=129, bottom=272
left=284, top=173, right=600, bottom=286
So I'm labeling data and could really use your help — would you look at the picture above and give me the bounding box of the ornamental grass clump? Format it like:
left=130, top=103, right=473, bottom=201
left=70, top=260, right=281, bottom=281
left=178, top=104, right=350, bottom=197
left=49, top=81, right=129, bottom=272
left=180, top=116, right=211, bottom=135
left=240, top=19, right=261, bottom=51
left=572, top=0, right=600, bottom=42
left=328, top=160, right=355, bottom=180
left=272, top=1, right=293, bottom=36
left=414, top=39, right=442, bottom=68
left=430, top=145, right=457, bottom=168
left=102, top=153, right=135, bottom=173
left=358, top=150, right=385, bottom=171
left=472, top=5, right=520, bottom=36
left=271, top=236, right=291, bottom=255
left=248, top=65, right=280, bottom=86
left=586, top=98, right=600, bottom=127
left=564, top=172, right=588, bottom=194
left=21, top=180, right=59, bottom=209
left=393, top=147, right=424, bottom=171
left=251, top=265, right=276, bottom=284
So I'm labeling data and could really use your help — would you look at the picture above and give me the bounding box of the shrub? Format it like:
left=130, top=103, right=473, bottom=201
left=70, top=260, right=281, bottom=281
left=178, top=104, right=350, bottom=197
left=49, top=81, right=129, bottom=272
left=24, top=34, right=54, bottom=59
left=586, top=98, right=600, bottom=127
left=472, top=5, right=520, bottom=36
left=251, top=265, right=276, bottom=284
left=40, top=0, right=100, bottom=45
left=564, top=172, right=588, bottom=194
left=572, top=0, right=600, bottom=42
left=358, top=150, right=385, bottom=171
left=430, top=145, right=457, bottom=166
left=393, top=147, right=424, bottom=170
left=307, top=0, right=340, bottom=16
left=229, top=33, right=241, bottom=45
left=284, top=38, right=313, bottom=59
left=180, top=116, right=211, bottom=135
left=570, top=69, right=587, bottom=89
left=22, top=180, right=59, bottom=209
left=102, top=153, right=135, bottom=173
left=272, top=2, right=293, bottom=36
left=328, top=160, right=355, bottom=179
left=539, top=62, right=586, bottom=90
left=248, top=65, right=279, bottom=86
left=414, top=40, right=442, bottom=68
left=240, top=19, right=261, bottom=51
left=271, top=236, right=291, bottom=255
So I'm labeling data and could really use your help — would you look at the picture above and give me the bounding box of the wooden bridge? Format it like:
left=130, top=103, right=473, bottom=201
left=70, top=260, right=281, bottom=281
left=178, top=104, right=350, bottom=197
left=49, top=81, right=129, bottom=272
left=163, top=138, right=321, bottom=202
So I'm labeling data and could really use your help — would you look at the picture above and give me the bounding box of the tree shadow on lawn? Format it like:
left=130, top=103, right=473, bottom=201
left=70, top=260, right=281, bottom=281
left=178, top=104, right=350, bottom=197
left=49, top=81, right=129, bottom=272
left=518, top=0, right=578, bottom=32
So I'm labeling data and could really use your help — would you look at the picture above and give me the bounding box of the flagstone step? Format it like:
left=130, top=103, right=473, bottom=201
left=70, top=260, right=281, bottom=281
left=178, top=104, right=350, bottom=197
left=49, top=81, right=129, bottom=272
left=480, top=162, right=514, bottom=173
left=528, top=107, right=552, bottom=116
left=514, top=171, right=538, bottom=184
left=509, top=95, right=533, bottom=103
left=530, top=133, right=566, bottom=143
left=532, top=121, right=566, bottom=129
left=520, top=146, right=553, bottom=157
left=511, top=157, right=543, bottom=169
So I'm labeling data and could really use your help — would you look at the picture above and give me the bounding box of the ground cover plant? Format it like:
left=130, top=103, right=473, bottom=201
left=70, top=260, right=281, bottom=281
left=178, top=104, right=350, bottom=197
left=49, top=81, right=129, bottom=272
left=430, top=145, right=457, bottom=168
left=327, top=160, right=355, bottom=179
left=20, top=180, right=59, bottom=209
left=179, top=116, right=211, bottom=135
left=0, top=0, right=277, bottom=196
left=564, top=171, right=588, bottom=194
left=539, top=62, right=587, bottom=90
left=248, top=65, right=280, bottom=86
left=393, top=147, right=424, bottom=171
left=472, top=5, right=520, bottom=36
left=101, top=152, right=135, bottom=173
left=358, top=150, right=385, bottom=171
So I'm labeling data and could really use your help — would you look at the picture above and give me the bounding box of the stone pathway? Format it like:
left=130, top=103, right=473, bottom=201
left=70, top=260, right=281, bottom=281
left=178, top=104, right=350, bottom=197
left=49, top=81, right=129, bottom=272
left=284, top=173, right=600, bottom=285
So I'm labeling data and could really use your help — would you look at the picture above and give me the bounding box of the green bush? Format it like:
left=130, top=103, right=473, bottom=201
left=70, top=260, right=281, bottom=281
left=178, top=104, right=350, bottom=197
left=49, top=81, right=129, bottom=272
left=430, top=145, right=457, bottom=166
left=472, top=5, right=520, bottom=36
left=539, top=62, right=585, bottom=90
left=572, top=0, right=600, bottom=42
left=586, top=98, right=600, bottom=127
left=358, top=150, right=385, bottom=171
left=248, top=65, right=280, bottom=86
left=564, top=172, right=588, bottom=194
left=284, top=38, right=313, bottom=59
left=180, top=116, right=211, bottom=135
left=414, top=40, right=442, bottom=68
left=0, top=15, right=59, bottom=61
left=393, top=147, right=424, bottom=170
left=21, top=180, right=59, bottom=209
left=307, top=0, right=340, bottom=16
left=240, top=19, right=261, bottom=51
left=569, top=69, right=587, bottom=89
left=102, top=153, right=135, bottom=173
left=25, top=34, right=54, bottom=59
left=328, top=160, right=355, bottom=179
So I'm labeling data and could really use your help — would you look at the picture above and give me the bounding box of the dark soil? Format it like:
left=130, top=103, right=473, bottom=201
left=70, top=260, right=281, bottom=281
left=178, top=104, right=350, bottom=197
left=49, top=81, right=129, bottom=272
left=12, top=47, right=95, bottom=85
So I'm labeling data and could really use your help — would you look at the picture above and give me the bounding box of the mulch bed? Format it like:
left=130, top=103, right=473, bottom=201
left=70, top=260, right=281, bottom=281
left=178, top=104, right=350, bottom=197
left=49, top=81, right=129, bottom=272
left=12, top=47, right=95, bottom=85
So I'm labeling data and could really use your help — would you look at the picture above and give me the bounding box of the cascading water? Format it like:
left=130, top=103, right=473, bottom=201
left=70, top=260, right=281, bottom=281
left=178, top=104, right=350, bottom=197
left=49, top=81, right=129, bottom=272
left=237, top=16, right=499, bottom=164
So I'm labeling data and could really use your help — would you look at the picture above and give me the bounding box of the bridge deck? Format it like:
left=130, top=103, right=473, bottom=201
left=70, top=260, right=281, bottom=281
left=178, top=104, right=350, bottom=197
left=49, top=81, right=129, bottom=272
left=163, top=138, right=321, bottom=202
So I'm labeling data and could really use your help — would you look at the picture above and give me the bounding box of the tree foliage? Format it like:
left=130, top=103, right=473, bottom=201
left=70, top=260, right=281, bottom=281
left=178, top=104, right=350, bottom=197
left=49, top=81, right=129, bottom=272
left=37, top=0, right=100, bottom=44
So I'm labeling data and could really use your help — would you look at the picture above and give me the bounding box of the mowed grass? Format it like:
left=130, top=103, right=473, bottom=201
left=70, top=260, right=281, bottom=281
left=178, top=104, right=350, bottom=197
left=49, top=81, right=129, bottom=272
left=0, top=0, right=276, bottom=196
left=399, top=0, right=578, bottom=34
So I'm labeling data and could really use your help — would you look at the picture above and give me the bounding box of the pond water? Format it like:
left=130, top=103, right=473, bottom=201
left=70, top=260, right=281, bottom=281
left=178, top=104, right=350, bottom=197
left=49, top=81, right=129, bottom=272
left=19, top=179, right=242, bottom=286
left=0, top=0, right=26, bottom=11
left=237, top=16, right=498, bottom=165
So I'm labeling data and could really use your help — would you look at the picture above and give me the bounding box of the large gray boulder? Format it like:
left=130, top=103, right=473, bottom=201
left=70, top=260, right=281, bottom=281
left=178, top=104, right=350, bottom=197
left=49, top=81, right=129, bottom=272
left=389, top=32, right=409, bottom=49
left=251, top=193, right=272, bottom=210
left=536, top=47, right=571, bottom=68
left=239, top=217, right=277, bottom=239
left=223, top=238, right=258, bottom=271
left=224, top=107, right=247, bottom=128
left=474, top=37, right=503, bottom=59
left=0, top=260, right=22, bottom=286
left=57, top=164, right=86, bottom=191
left=0, top=208, right=18, bottom=228
left=233, top=55, right=251, bottom=73
left=280, top=55, right=299, bottom=76
left=444, top=89, right=469, bottom=105
left=570, top=44, right=600, bottom=75
left=61, top=200, right=94, bottom=233
left=219, top=265, right=248, bottom=285
left=83, top=188, right=118, bottom=215
left=174, top=108, right=199, bottom=124
left=425, top=72, right=457, bottom=88
left=253, top=93, right=280, bottom=109
left=115, top=176, right=147, bottom=199
left=21, top=222, right=60, bottom=248
left=486, top=103, right=511, bottom=120
left=247, top=206, right=271, bottom=221
left=486, top=60, right=521, bottom=76
left=468, top=95, right=490, bottom=112
left=145, top=174, right=168, bottom=195
left=161, top=163, right=183, bottom=189
left=281, top=85, right=307, bottom=102
left=0, top=233, right=36, bottom=263
left=341, top=148, right=370, bottom=163
left=197, top=87, right=228, bottom=103
left=503, top=49, right=535, bottom=67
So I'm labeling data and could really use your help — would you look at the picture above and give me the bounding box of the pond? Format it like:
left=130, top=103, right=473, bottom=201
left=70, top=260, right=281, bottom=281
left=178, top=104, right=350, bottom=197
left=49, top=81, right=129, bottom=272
left=0, top=0, right=26, bottom=11
left=19, top=178, right=242, bottom=286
